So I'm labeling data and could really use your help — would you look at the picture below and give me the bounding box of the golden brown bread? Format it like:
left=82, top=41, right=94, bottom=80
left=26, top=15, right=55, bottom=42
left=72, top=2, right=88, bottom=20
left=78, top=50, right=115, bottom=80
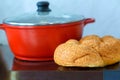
left=54, top=35, right=120, bottom=67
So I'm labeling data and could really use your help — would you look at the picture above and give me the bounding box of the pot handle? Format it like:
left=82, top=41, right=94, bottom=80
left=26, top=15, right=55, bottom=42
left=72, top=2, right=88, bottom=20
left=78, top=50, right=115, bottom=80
left=84, top=18, right=95, bottom=25
left=0, top=24, right=4, bottom=30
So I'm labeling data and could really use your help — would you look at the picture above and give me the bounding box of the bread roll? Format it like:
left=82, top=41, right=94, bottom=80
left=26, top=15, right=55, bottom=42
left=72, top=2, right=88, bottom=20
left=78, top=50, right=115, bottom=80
left=54, top=35, right=120, bottom=67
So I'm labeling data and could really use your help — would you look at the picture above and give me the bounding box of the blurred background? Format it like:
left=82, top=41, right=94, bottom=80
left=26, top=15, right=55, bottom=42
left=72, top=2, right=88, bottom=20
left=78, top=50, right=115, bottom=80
left=0, top=0, right=120, bottom=45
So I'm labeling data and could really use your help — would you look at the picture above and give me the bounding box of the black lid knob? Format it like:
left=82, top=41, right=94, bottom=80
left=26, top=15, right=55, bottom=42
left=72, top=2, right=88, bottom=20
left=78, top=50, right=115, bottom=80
left=37, top=1, right=51, bottom=12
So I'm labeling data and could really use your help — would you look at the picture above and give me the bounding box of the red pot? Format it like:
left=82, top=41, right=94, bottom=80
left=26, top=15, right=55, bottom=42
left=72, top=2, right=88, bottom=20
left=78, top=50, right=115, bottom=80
left=0, top=1, right=95, bottom=61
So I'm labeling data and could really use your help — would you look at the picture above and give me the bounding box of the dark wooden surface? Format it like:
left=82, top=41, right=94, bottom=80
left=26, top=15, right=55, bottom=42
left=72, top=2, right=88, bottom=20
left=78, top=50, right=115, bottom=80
left=1, top=45, right=120, bottom=80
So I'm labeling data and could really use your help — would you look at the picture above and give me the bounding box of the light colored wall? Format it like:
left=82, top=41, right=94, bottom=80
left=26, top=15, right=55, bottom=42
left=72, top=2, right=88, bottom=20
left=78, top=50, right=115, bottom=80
left=0, top=0, right=120, bottom=45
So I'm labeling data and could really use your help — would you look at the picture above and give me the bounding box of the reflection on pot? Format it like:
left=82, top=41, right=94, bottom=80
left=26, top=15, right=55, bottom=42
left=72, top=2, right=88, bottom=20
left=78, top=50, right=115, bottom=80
left=12, top=58, right=58, bottom=70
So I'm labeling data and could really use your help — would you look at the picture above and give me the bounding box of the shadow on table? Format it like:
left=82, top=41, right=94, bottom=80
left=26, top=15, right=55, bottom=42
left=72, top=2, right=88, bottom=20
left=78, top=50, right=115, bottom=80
left=12, top=58, right=58, bottom=70
left=12, top=58, right=120, bottom=71
left=57, top=63, right=120, bottom=71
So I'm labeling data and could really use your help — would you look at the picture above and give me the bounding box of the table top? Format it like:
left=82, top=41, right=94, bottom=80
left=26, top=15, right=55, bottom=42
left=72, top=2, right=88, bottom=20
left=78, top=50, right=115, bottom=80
left=1, top=45, right=120, bottom=80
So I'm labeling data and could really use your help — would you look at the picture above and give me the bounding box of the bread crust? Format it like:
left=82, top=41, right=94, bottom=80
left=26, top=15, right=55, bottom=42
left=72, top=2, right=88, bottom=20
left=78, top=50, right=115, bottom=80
left=54, top=35, right=120, bottom=67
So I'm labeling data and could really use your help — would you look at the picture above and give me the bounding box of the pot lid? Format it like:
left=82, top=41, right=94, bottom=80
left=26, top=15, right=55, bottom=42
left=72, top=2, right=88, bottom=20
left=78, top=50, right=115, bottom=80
left=4, top=1, right=85, bottom=26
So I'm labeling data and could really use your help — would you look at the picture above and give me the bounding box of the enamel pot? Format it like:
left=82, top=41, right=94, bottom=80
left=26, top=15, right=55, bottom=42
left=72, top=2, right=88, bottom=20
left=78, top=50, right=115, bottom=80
left=0, top=1, right=95, bottom=61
